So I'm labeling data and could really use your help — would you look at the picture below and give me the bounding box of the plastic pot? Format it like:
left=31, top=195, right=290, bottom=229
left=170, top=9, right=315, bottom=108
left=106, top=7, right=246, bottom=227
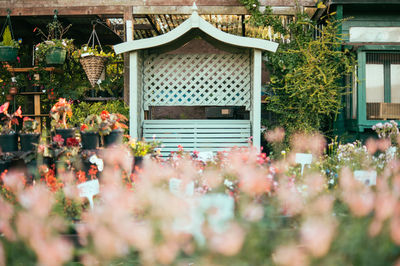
left=20, top=133, right=40, bottom=151
left=0, top=46, right=18, bottom=62
left=81, top=132, right=100, bottom=150
left=45, top=47, right=66, bottom=65
left=0, top=132, right=18, bottom=152
left=103, top=129, right=124, bottom=147
left=55, top=128, right=76, bottom=146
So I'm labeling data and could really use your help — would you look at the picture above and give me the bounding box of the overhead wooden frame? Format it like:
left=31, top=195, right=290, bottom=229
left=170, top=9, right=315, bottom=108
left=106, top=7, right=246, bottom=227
left=0, top=0, right=317, bottom=16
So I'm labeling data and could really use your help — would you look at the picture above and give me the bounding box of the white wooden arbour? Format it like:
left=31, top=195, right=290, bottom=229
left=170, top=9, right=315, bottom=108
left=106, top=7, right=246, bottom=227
left=114, top=6, right=278, bottom=155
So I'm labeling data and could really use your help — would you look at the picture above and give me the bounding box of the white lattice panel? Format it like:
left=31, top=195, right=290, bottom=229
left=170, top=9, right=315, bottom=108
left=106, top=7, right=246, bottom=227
left=143, top=53, right=251, bottom=110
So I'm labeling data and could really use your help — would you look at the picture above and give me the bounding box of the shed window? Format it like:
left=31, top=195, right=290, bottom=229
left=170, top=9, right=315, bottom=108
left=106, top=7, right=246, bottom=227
left=366, top=53, right=400, bottom=120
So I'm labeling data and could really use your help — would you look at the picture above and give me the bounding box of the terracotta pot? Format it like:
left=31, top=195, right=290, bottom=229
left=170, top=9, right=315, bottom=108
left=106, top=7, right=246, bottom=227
left=9, top=86, right=17, bottom=95
left=48, top=93, right=56, bottom=100
left=5, top=94, right=13, bottom=101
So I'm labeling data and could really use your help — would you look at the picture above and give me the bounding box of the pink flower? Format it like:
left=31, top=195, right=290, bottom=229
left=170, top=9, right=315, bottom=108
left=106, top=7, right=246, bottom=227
left=0, top=102, right=9, bottom=114
left=53, top=134, right=64, bottom=146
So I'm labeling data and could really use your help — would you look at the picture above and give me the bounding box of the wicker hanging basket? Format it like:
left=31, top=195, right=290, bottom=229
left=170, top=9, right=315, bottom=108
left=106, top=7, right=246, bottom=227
left=80, top=55, right=107, bottom=87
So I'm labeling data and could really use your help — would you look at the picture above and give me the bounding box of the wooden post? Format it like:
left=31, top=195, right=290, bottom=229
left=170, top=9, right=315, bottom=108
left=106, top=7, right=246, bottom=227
left=252, top=49, right=262, bottom=150
left=129, top=51, right=138, bottom=138
left=123, top=7, right=133, bottom=105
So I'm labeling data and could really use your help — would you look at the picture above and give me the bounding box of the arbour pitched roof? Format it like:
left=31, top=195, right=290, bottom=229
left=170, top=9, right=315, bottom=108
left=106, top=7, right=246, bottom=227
left=114, top=6, right=278, bottom=54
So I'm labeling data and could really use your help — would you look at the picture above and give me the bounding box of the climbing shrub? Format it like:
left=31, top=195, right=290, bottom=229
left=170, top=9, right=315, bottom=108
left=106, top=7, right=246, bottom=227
left=240, top=0, right=357, bottom=137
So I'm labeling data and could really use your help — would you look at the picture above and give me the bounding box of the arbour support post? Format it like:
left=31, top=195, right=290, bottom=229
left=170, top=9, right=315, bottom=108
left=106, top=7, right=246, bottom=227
left=252, top=49, right=262, bottom=150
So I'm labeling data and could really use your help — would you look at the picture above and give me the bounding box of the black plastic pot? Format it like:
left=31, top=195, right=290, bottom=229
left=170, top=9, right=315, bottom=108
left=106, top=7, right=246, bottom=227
left=81, top=132, right=100, bottom=150
left=20, top=133, right=40, bottom=151
left=132, top=156, right=144, bottom=173
left=0, top=160, right=10, bottom=173
left=103, top=130, right=124, bottom=147
left=55, top=128, right=76, bottom=146
left=0, top=133, right=18, bottom=152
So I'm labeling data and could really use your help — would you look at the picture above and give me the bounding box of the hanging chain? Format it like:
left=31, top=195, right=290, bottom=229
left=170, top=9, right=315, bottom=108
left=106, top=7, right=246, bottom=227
left=86, top=22, right=103, bottom=51
left=53, top=9, right=59, bottom=40
left=0, top=9, right=15, bottom=40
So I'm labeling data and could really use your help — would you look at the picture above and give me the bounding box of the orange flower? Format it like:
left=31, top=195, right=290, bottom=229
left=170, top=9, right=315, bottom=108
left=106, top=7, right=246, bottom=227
left=88, top=165, right=98, bottom=179
left=80, top=124, right=88, bottom=131
left=76, top=170, right=87, bottom=184
left=101, top=110, right=110, bottom=120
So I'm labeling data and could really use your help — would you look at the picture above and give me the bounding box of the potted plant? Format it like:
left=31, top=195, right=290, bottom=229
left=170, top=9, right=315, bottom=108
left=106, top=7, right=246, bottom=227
left=128, top=139, right=161, bottom=171
left=99, top=110, right=128, bottom=147
left=19, top=117, right=40, bottom=151
left=50, top=98, right=75, bottom=145
left=0, top=102, right=22, bottom=152
left=72, top=45, right=113, bottom=87
left=34, top=12, right=73, bottom=65
left=0, top=25, right=19, bottom=62
left=80, top=114, right=101, bottom=150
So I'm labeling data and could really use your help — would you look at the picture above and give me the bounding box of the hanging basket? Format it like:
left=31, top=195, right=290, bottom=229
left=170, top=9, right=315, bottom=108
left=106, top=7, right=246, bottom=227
left=45, top=47, right=66, bottom=65
left=0, top=46, right=17, bottom=62
left=80, top=55, right=107, bottom=87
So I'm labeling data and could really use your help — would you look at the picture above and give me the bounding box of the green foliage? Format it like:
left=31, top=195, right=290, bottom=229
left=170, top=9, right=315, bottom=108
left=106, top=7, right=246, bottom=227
left=20, top=117, right=39, bottom=134
left=240, top=0, right=357, bottom=137
left=34, top=39, right=74, bottom=63
left=52, top=190, right=83, bottom=221
left=81, top=114, right=102, bottom=132
left=0, top=26, right=19, bottom=48
left=72, top=45, right=114, bottom=61
left=70, top=100, right=129, bottom=127
left=128, top=139, right=161, bottom=157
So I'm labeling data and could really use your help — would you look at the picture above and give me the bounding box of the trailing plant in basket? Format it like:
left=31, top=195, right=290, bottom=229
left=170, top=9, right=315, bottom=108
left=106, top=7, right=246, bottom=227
left=33, top=16, right=74, bottom=64
left=0, top=26, right=19, bottom=49
left=72, top=45, right=113, bottom=60
left=50, top=98, right=72, bottom=129
left=0, top=102, right=21, bottom=134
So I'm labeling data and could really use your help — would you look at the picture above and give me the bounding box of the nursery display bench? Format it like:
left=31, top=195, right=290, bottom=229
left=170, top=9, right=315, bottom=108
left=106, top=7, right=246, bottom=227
left=114, top=5, right=278, bottom=156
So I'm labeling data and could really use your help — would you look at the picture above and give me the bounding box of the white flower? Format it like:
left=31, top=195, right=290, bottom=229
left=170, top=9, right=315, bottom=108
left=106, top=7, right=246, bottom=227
left=89, top=154, right=104, bottom=172
left=376, top=123, right=383, bottom=129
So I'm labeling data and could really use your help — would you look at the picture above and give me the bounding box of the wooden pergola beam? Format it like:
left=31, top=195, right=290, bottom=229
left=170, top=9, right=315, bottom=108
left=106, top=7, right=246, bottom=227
left=0, top=0, right=316, bottom=16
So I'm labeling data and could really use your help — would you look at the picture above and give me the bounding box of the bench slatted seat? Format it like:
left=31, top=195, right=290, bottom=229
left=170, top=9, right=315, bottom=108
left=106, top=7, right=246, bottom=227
left=143, top=120, right=250, bottom=157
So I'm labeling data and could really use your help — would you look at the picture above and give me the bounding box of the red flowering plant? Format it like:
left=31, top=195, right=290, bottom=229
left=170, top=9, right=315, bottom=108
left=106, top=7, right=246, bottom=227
left=98, top=110, right=128, bottom=136
left=80, top=114, right=101, bottom=133
left=50, top=98, right=73, bottom=129
left=0, top=102, right=22, bottom=134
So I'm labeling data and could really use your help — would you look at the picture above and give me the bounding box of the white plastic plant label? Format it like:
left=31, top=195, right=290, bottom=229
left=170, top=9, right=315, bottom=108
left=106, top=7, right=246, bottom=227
left=354, top=170, right=377, bottom=186
left=295, top=153, right=313, bottom=175
left=197, top=151, right=214, bottom=163
left=77, top=179, right=100, bottom=209
left=173, top=193, right=234, bottom=246
left=169, top=178, right=194, bottom=197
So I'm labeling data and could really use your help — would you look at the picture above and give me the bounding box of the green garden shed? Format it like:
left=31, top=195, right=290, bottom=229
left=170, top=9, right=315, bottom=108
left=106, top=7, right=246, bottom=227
left=331, top=0, right=400, bottom=137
